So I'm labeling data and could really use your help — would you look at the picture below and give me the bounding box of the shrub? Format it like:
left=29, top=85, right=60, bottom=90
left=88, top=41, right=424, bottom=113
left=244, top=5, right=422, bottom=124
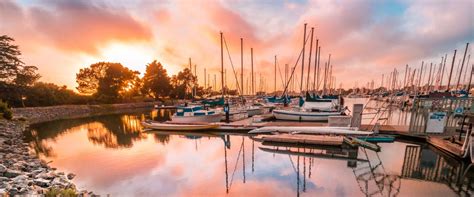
left=45, top=188, right=76, bottom=197
left=0, top=100, right=13, bottom=120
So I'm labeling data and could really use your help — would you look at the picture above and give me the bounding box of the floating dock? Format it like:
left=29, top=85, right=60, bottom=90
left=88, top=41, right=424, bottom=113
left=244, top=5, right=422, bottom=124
left=261, top=134, right=344, bottom=146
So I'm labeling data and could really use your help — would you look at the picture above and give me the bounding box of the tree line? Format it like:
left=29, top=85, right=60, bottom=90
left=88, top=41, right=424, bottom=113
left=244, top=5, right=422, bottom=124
left=0, top=35, right=229, bottom=108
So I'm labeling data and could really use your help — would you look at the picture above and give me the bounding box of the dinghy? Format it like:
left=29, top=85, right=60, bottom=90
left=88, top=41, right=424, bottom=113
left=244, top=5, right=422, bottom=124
left=142, top=121, right=219, bottom=131
left=249, top=126, right=373, bottom=135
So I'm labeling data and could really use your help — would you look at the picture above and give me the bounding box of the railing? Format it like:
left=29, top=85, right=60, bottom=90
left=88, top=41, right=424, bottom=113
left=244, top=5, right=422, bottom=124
left=408, top=97, right=473, bottom=134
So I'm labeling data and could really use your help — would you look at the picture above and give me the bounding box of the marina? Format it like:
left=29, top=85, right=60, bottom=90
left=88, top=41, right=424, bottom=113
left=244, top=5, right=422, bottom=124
left=23, top=105, right=474, bottom=196
left=0, top=1, right=473, bottom=196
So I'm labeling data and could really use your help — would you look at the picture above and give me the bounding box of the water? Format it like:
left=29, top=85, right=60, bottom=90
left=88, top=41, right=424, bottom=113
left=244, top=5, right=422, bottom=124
left=24, top=110, right=473, bottom=196
left=344, top=97, right=412, bottom=126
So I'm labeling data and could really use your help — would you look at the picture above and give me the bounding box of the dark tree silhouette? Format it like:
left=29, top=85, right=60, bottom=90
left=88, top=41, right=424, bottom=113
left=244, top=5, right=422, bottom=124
left=0, top=35, right=40, bottom=106
left=76, top=62, right=139, bottom=102
left=141, top=60, right=171, bottom=99
left=170, top=68, right=197, bottom=99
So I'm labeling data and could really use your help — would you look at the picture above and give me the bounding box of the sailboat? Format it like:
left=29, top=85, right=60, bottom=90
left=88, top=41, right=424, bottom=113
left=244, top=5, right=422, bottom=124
left=170, top=105, right=222, bottom=123
left=273, top=94, right=344, bottom=121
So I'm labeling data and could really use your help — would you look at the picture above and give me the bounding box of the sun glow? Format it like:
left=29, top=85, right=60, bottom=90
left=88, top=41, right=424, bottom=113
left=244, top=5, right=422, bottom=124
left=84, top=42, right=157, bottom=75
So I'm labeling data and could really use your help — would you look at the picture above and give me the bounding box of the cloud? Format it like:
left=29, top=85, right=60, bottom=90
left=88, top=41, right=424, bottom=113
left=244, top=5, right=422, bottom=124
left=28, top=0, right=152, bottom=54
left=1, top=0, right=472, bottom=89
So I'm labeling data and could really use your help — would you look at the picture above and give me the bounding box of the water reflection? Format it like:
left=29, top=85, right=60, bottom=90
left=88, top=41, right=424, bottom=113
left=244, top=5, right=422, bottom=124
left=25, top=109, right=173, bottom=152
left=23, top=111, right=473, bottom=196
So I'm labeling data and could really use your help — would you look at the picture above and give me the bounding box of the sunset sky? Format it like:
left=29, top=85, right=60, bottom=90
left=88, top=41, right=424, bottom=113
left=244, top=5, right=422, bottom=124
left=1, top=0, right=472, bottom=91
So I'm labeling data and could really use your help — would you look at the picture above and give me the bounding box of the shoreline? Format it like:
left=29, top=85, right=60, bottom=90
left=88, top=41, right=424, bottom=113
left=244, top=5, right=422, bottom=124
left=1, top=102, right=161, bottom=196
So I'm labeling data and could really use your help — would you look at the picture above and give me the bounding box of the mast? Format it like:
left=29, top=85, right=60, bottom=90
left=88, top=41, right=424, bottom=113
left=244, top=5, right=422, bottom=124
left=329, top=64, right=333, bottom=94
left=220, top=32, right=224, bottom=98
left=285, top=64, right=288, bottom=90
left=251, top=48, right=254, bottom=95
left=467, top=64, right=474, bottom=91
left=194, top=64, right=197, bottom=96
left=437, top=56, right=444, bottom=90
left=313, top=39, right=319, bottom=91
left=427, top=63, right=432, bottom=92
left=447, top=50, right=457, bottom=92
left=300, top=23, right=307, bottom=93
left=326, top=54, right=331, bottom=94
left=204, top=68, right=207, bottom=89
left=241, top=38, right=244, bottom=97
left=462, top=55, right=471, bottom=87
left=381, top=74, right=384, bottom=88
left=323, top=62, right=327, bottom=95
left=274, top=55, right=277, bottom=93
left=440, top=54, right=448, bottom=89
left=306, top=27, right=314, bottom=92
left=316, top=46, right=321, bottom=92
left=456, top=43, right=469, bottom=90
left=403, top=64, right=408, bottom=89
left=418, top=61, right=424, bottom=92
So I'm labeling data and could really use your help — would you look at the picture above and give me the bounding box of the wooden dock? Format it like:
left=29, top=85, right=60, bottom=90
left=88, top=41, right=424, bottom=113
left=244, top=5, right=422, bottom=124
left=427, top=136, right=465, bottom=157
left=261, top=134, right=343, bottom=146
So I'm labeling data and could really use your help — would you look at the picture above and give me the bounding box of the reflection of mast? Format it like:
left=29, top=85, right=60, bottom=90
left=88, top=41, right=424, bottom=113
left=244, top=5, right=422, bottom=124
left=252, top=140, right=255, bottom=173
left=224, top=135, right=229, bottom=193
left=297, top=153, right=300, bottom=197
left=352, top=148, right=401, bottom=196
left=242, top=136, right=246, bottom=183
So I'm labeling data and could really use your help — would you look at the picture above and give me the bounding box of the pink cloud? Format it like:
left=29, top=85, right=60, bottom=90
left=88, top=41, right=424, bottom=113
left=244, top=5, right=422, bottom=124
left=27, top=1, right=152, bottom=54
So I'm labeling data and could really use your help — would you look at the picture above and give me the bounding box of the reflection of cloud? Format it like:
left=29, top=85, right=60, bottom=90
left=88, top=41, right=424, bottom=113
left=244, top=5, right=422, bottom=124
left=34, top=126, right=463, bottom=196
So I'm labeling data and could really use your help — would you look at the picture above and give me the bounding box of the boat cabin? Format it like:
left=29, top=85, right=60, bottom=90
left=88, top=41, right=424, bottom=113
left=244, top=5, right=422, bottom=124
left=175, top=106, right=216, bottom=116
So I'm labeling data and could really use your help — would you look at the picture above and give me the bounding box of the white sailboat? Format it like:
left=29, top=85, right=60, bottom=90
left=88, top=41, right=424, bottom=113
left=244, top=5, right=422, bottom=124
left=273, top=98, right=343, bottom=121
left=170, top=106, right=222, bottom=123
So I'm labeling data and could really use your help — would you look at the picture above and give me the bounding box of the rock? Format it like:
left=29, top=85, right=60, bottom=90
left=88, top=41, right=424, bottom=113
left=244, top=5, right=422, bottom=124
left=8, top=188, right=19, bottom=196
left=0, top=164, right=6, bottom=173
left=4, top=169, right=22, bottom=178
left=0, top=188, right=5, bottom=195
left=0, top=177, right=8, bottom=182
left=34, top=178, right=50, bottom=188
left=12, top=174, right=28, bottom=183
left=67, top=173, right=76, bottom=180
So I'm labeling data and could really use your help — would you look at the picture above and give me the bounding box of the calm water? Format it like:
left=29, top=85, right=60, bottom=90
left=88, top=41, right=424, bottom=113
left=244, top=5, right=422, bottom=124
left=24, top=109, right=473, bottom=196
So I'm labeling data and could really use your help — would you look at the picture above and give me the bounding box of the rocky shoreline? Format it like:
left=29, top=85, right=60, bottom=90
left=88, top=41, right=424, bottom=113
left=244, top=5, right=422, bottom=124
left=0, top=120, right=95, bottom=196
left=1, top=102, right=162, bottom=196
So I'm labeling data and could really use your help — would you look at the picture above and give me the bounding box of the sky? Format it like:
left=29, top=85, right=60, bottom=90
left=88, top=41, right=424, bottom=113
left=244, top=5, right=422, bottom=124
left=1, top=0, right=473, bottom=92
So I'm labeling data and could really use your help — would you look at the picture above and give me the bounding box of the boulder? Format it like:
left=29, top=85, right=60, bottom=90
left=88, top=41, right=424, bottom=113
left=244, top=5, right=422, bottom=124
left=34, top=178, right=50, bottom=188
left=4, top=169, right=22, bottom=178
left=0, top=164, right=6, bottom=173
left=67, top=173, right=76, bottom=180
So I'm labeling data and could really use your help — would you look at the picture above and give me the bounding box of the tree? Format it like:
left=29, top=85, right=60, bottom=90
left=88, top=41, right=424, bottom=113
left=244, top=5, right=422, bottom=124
left=0, top=35, right=23, bottom=83
left=169, top=68, right=197, bottom=99
left=0, top=35, right=41, bottom=107
left=141, top=60, right=171, bottom=99
left=76, top=62, right=140, bottom=102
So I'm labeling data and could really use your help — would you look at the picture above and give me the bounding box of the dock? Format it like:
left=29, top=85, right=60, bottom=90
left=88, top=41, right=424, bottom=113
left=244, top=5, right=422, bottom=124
left=261, top=134, right=344, bottom=146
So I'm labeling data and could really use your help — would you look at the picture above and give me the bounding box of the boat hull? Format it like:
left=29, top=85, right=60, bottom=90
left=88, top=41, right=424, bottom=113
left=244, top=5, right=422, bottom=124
left=221, top=111, right=248, bottom=122
left=273, top=109, right=341, bottom=121
left=247, top=108, right=263, bottom=117
left=170, top=113, right=222, bottom=123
